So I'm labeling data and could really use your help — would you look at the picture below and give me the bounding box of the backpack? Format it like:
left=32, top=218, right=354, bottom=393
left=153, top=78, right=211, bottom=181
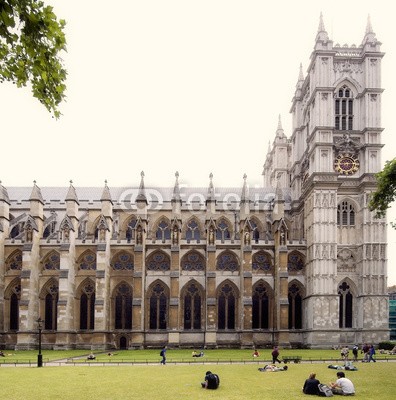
left=318, top=384, right=333, bottom=397
left=160, top=350, right=164, bottom=356
left=206, top=373, right=220, bottom=389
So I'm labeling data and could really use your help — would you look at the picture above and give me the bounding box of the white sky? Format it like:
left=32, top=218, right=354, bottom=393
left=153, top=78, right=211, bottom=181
left=1, top=0, right=395, bottom=285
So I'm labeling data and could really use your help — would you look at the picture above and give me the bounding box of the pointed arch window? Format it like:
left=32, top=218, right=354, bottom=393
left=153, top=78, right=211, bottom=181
left=249, top=220, right=260, bottom=243
left=335, top=85, right=354, bottom=130
left=338, top=281, right=353, bottom=328
left=183, top=283, right=202, bottom=330
left=287, top=252, right=305, bottom=273
left=252, top=283, right=269, bottom=329
left=337, top=201, right=355, bottom=226
left=115, top=284, right=132, bottom=330
left=186, top=219, right=200, bottom=241
left=44, top=283, right=58, bottom=330
left=111, top=251, right=134, bottom=270
left=252, top=251, right=272, bottom=273
left=9, top=283, right=21, bottom=331
left=6, top=250, right=22, bottom=271
left=181, top=251, right=205, bottom=271
left=216, top=251, right=239, bottom=272
left=288, top=284, right=302, bottom=329
left=80, top=282, right=95, bottom=330
left=216, top=219, right=231, bottom=242
left=43, top=251, right=60, bottom=270
left=218, top=283, right=236, bottom=330
left=156, top=220, right=171, bottom=242
left=78, top=251, right=96, bottom=270
left=126, top=217, right=137, bottom=241
left=147, top=251, right=170, bottom=271
left=149, top=283, right=168, bottom=330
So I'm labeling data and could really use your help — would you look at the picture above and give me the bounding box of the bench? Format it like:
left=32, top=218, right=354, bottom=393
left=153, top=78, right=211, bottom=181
left=282, top=356, right=301, bottom=363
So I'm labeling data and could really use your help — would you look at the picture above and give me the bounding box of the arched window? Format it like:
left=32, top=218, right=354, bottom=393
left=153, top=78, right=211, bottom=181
left=335, top=85, right=353, bottom=130
left=115, top=283, right=132, bottom=330
left=126, top=217, right=137, bottom=241
left=216, top=251, right=239, bottom=272
left=337, top=201, right=355, bottom=226
left=149, top=283, right=168, bottom=330
left=287, top=252, right=305, bottom=273
left=80, top=282, right=95, bottom=330
left=252, top=251, right=272, bottom=273
left=186, top=219, right=200, bottom=241
left=338, top=281, right=353, bottom=328
left=181, top=251, right=205, bottom=271
left=44, top=283, right=58, bottom=330
left=218, top=282, right=236, bottom=330
left=43, top=251, right=60, bottom=270
left=9, top=282, right=21, bottom=331
left=216, top=219, right=231, bottom=242
left=147, top=251, right=170, bottom=271
left=111, top=251, right=134, bottom=270
left=78, top=250, right=96, bottom=270
left=288, top=284, right=303, bottom=329
left=156, top=220, right=171, bottom=242
left=252, top=282, right=270, bottom=329
left=6, top=250, right=22, bottom=271
left=183, top=283, right=202, bottom=330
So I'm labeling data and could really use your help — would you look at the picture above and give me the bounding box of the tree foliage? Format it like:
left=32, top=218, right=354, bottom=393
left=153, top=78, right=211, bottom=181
left=0, top=0, right=66, bottom=118
left=368, top=158, right=396, bottom=225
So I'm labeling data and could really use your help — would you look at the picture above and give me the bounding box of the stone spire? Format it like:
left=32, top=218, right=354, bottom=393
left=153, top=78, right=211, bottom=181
left=65, top=180, right=79, bottom=204
left=240, top=174, right=249, bottom=203
left=136, top=171, right=148, bottom=203
left=171, top=171, right=181, bottom=203
left=207, top=173, right=215, bottom=202
left=29, top=180, right=44, bottom=204
left=315, top=12, right=329, bottom=44
left=275, top=115, right=285, bottom=139
left=100, top=180, right=113, bottom=203
left=362, top=14, right=377, bottom=45
left=297, top=63, right=304, bottom=85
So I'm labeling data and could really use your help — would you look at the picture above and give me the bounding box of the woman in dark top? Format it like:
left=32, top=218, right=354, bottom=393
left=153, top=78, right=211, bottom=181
left=303, top=372, right=320, bottom=395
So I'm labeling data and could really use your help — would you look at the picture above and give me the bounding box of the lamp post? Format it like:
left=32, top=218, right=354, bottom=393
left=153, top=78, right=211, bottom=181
left=37, top=317, right=44, bottom=367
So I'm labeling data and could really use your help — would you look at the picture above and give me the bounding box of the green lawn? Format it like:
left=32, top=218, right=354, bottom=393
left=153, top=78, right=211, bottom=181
left=0, top=361, right=395, bottom=400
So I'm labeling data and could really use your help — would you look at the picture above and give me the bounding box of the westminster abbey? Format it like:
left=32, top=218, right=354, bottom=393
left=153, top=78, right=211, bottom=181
left=0, top=15, right=390, bottom=350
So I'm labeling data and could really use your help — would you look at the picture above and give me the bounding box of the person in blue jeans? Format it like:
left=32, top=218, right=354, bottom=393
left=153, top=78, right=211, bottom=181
left=368, top=344, right=376, bottom=362
left=160, top=346, right=167, bottom=365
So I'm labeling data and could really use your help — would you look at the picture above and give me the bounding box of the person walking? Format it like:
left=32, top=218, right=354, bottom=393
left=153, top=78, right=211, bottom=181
left=368, top=344, right=376, bottom=362
left=160, top=346, right=167, bottom=365
left=352, top=344, right=358, bottom=362
left=271, top=346, right=281, bottom=363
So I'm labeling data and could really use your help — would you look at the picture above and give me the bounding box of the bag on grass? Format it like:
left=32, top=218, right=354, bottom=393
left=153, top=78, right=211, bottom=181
left=318, top=384, right=333, bottom=397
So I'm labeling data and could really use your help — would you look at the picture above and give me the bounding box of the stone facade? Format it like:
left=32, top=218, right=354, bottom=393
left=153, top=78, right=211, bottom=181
left=0, top=15, right=389, bottom=350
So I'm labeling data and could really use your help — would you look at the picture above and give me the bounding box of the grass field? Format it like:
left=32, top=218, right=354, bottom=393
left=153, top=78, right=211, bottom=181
left=0, top=350, right=395, bottom=399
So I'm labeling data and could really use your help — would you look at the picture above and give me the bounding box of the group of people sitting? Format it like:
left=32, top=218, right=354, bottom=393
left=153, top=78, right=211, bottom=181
left=303, top=371, right=355, bottom=396
left=192, top=350, right=204, bottom=358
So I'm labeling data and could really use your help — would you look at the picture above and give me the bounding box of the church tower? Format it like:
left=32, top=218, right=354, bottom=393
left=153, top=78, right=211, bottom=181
left=288, top=14, right=388, bottom=345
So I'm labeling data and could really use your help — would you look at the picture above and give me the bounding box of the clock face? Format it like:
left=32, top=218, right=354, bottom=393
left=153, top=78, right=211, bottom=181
left=334, top=154, right=360, bottom=175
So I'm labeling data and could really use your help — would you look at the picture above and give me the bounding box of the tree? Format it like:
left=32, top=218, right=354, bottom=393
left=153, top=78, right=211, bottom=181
left=368, top=158, right=396, bottom=227
left=0, top=0, right=66, bottom=118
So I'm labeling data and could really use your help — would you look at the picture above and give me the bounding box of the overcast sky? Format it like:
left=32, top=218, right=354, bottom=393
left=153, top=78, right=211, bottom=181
left=1, top=0, right=395, bottom=284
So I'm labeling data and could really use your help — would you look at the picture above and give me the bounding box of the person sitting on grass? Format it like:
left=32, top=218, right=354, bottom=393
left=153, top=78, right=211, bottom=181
left=330, top=371, right=355, bottom=396
left=302, top=372, right=321, bottom=395
left=252, top=349, right=260, bottom=357
left=87, top=352, right=96, bottom=360
left=201, top=371, right=220, bottom=389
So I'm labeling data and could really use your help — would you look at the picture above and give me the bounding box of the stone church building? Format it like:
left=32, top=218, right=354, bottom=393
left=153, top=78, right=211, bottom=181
left=0, top=15, right=390, bottom=350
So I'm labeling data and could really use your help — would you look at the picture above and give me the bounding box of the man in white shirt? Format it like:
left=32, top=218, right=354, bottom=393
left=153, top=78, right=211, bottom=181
left=330, top=371, right=355, bottom=395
